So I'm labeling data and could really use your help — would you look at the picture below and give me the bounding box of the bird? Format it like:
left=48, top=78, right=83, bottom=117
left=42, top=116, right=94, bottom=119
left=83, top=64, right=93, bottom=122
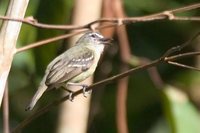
left=25, top=31, right=112, bottom=111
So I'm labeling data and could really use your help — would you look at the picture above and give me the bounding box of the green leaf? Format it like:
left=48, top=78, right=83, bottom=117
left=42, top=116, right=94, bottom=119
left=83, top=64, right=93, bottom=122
left=162, top=85, right=200, bottom=133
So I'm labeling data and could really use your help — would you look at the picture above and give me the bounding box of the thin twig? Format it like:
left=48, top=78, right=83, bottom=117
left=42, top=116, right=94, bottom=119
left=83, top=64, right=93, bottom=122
left=168, top=61, right=200, bottom=71
left=15, top=23, right=119, bottom=54
left=139, top=57, right=164, bottom=88
left=0, top=3, right=199, bottom=31
left=7, top=3, right=199, bottom=53
left=172, top=16, right=200, bottom=21
left=0, top=16, right=83, bottom=30
left=161, top=32, right=200, bottom=58
left=170, top=2, right=200, bottom=13
left=0, top=16, right=118, bottom=30
left=15, top=30, right=88, bottom=53
left=165, top=51, right=200, bottom=61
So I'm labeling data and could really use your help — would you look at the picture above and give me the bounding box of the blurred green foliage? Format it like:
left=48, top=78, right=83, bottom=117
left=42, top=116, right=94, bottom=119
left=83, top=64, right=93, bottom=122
left=0, top=0, right=200, bottom=132
left=162, top=85, right=200, bottom=133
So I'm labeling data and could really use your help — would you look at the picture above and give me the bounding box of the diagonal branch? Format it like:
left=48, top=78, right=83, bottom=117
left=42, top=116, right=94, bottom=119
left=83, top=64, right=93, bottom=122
left=170, top=2, right=200, bottom=13
left=15, top=30, right=88, bottom=53
left=165, top=51, right=200, bottom=61
left=168, top=61, right=200, bottom=71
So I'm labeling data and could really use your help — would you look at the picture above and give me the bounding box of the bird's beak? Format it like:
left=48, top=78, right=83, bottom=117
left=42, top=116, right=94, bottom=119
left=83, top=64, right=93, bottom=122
left=99, top=38, right=113, bottom=45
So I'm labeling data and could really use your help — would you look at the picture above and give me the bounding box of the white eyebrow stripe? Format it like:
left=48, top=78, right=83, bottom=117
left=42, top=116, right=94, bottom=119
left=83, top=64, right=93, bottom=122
left=94, top=33, right=103, bottom=38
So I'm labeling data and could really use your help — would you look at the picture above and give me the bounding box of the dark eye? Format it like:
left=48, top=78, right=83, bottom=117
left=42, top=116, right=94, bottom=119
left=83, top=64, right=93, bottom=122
left=91, top=34, right=96, bottom=38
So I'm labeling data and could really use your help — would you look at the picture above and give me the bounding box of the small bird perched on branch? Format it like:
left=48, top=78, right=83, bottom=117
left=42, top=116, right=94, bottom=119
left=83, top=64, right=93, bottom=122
left=26, top=31, right=112, bottom=111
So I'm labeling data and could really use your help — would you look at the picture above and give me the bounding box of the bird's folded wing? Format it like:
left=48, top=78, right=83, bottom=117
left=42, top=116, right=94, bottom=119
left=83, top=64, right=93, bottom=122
left=45, top=48, right=94, bottom=85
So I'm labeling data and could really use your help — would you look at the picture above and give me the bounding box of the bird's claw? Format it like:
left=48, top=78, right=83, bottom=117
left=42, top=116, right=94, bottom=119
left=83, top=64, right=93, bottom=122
left=69, top=92, right=74, bottom=102
left=82, top=85, right=92, bottom=97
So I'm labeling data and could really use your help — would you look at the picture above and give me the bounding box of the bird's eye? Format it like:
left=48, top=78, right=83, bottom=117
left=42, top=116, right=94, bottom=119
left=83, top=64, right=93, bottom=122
left=91, top=34, right=96, bottom=38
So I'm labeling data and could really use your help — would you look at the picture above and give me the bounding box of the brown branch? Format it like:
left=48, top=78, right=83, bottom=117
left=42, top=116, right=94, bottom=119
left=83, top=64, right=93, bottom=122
left=139, top=57, right=164, bottom=88
left=165, top=51, right=200, bottom=61
left=172, top=16, right=200, bottom=21
left=128, top=55, right=164, bottom=88
left=116, top=74, right=129, bottom=133
left=15, top=30, right=88, bottom=53
left=15, top=24, right=117, bottom=54
left=168, top=61, right=200, bottom=71
left=0, top=16, right=80, bottom=30
left=113, top=0, right=130, bottom=133
left=0, top=16, right=118, bottom=30
left=162, top=31, right=200, bottom=58
left=6, top=3, right=199, bottom=53
left=0, top=3, right=199, bottom=31
left=169, top=2, right=200, bottom=13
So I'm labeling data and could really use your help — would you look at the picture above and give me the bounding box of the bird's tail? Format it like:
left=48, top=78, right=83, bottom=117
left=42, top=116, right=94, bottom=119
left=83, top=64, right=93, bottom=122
left=25, top=81, right=48, bottom=111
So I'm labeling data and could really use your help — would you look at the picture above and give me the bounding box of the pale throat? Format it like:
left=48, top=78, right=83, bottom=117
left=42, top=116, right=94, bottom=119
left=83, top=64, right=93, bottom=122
left=93, top=44, right=105, bottom=54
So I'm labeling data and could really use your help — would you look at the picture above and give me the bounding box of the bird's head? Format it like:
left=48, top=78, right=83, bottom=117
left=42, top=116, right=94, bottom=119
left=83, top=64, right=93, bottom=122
left=76, top=32, right=113, bottom=46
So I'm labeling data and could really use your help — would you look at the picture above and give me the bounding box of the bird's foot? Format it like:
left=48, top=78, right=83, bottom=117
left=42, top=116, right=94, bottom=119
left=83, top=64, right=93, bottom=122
left=69, top=92, right=74, bottom=102
left=61, top=86, right=75, bottom=102
left=82, top=85, right=92, bottom=97
left=67, top=82, right=92, bottom=98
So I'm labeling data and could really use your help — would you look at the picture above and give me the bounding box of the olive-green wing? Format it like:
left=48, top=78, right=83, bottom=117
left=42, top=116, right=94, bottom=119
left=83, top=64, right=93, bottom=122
left=45, top=48, right=94, bottom=85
